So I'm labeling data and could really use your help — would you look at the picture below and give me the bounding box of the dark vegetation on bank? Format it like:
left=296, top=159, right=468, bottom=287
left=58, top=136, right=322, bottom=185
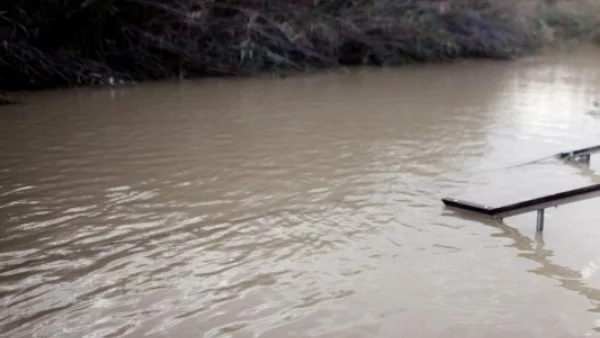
left=1, top=0, right=599, bottom=94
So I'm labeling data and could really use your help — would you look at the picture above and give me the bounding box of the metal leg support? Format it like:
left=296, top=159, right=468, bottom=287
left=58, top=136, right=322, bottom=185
left=584, top=154, right=591, bottom=164
left=536, top=209, right=545, bottom=232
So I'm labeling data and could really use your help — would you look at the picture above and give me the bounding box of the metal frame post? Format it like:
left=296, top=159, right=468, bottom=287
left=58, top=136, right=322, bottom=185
left=536, top=209, right=545, bottom=232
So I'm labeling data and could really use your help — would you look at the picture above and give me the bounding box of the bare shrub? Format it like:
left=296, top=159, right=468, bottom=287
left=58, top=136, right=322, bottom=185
left=1, top=0, right=598, bottom=91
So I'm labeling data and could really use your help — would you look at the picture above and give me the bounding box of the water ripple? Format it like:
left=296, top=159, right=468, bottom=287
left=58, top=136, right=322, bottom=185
left=3, top=50, right=600, bottom=337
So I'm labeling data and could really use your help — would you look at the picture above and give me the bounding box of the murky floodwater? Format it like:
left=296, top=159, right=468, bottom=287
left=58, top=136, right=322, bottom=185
left=3, top=45, right=600, bottom=338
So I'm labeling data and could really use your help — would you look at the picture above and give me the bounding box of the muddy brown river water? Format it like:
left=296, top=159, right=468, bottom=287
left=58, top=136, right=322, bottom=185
left=3, top=46, right=600, bottom=338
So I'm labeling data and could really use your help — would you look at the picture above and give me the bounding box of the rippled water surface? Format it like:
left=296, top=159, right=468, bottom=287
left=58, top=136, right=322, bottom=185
left=4, top=46, right=600, bottom=338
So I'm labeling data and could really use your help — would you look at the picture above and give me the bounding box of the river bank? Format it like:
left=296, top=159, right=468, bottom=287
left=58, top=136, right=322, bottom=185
left=1, top=0, right=600, bottom=93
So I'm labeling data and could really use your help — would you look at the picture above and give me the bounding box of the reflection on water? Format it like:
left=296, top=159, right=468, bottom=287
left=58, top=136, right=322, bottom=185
left=447, top=210, right=600, bottom=328
left=3, top=46, right=600, bottom=337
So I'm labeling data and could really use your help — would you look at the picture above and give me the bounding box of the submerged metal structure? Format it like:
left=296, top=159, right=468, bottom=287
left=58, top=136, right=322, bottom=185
left=442, top=144, right=600, bottom=231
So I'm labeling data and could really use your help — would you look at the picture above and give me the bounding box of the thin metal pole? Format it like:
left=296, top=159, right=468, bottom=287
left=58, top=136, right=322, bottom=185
left=536, top=209, right=545, bottom=232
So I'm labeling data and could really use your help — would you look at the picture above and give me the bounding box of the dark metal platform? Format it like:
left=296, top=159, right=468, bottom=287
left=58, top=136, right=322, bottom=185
left=442, top=183, right=600, bottom=219
left=442, top=144, right=600, bottom=231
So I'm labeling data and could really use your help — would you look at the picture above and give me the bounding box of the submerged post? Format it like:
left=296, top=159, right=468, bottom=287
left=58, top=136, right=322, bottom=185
left=536, top=209, right=545, bottom=232
left=441, top=144, right=600, bottom=232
